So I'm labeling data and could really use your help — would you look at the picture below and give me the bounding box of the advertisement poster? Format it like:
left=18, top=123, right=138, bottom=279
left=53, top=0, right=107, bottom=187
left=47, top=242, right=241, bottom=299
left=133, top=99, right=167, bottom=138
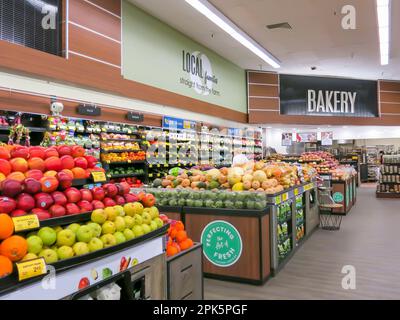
left=321, top=132, right=334, bottom=146
left=281, top=133, right=293, bottom=146
left=296, top=132, right=317, bottom=143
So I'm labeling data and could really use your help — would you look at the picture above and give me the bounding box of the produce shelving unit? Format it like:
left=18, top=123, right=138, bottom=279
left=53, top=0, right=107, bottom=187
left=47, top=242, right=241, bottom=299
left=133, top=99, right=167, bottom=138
left=376, top=161, right=400, bottom=198
left=0, top=219, right=169, bottom=300
left=330, top=175, right=357, bottom=214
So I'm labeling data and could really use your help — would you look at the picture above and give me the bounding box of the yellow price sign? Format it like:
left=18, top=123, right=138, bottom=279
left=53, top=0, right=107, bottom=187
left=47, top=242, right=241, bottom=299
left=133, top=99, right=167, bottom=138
left=282, top=193, right=289, bottom=201
left=294, top=189, right=299, bottom=196
left=164, top=164, right=168, bottom=167
left=12, top=214, right=40, bottom=233
left=157, top=164, right=161, bottom=168
left=16, top=258, right=47, bottom=281
left=275, top=195, right=282, bottom=204
left=91, top=171, right=107, bottom=183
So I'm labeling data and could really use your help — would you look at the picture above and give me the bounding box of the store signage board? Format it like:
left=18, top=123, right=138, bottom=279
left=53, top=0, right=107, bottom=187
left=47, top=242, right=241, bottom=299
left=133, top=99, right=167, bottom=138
left=280, top=75, right=378, bottom=117
left=201, top=220, right=242, bottom=267
left=77, top=104, right=101, bottom=116
left=282, top=133, right=293, bottom=146
left=126, top=112, right=144, bottom=122
left=296, top=132, right=317, bottom=143
left=163, top=116, right=196, bottom=130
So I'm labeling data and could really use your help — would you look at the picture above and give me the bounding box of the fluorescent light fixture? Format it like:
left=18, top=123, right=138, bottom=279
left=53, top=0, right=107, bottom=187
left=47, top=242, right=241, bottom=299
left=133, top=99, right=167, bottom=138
left=376, top=0, right=390, bottom=65
left=185, top=0, right=280, bottom=68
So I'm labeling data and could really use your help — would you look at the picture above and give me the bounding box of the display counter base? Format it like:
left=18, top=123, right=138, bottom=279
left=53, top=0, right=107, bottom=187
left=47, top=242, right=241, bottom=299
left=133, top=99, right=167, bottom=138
left=376, top=192, right=400, bottom=198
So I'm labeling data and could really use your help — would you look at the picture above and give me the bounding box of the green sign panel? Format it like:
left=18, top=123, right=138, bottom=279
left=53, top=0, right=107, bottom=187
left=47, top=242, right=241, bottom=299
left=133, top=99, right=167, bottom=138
left=201, top=220, right=242, bottom=267
left=333, top=192, right=344, bottom=203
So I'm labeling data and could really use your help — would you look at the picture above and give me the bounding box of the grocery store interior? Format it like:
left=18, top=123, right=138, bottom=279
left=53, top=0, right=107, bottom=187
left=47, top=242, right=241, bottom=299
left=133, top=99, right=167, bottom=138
left=0, top=0, right=399, bottom=300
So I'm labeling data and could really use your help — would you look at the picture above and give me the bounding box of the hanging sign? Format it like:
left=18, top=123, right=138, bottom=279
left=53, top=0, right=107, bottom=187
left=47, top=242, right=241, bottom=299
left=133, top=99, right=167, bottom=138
left=321, top=132, right=334, bottom=146
left=77, top=104, right=101, bottom=116
left=282, top=133, right=293, bottom=146
left=296, top=132, right=317, bottom=143
left=163, top=116, right=196, bottom=130
left=126, top=112, right=144, bottom=122
left=280, top=74, right=378, bottom=117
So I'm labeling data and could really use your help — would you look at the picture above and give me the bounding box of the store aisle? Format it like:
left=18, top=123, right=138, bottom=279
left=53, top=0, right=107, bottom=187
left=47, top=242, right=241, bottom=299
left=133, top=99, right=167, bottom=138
left=204, top=186, right=400, bottom=300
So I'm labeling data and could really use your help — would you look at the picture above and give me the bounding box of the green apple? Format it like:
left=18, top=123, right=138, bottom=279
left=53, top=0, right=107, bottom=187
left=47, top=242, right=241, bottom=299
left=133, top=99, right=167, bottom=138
left=149, top=206, right=159, bottom=219
left=149, top=220, right=158, bottom=232
left=73, top=242, right=89, bottom=256
left=38, top=227, right=57, bottom=246
left=57, top=229, right=76, bottom=247
left=153, top=217, right=164, bottom=229
left=27, top=235, right=43, bottom=255
left=87, top=222, right=102, bottom=238
left=57, top=246, right=74, bottom=260
left=22, top=253, right=38, bottom=261
left=100, top=234, right=117, bottom=248
left=102, top=221, right=116, bottom=234
left=51, top=245, right=58, bottom=251
left=104, top=207, right=118, bottom=221
left=76, top=225, right=93, bottom=243
left=133, top=214, right=143, bottom=226
left=114, top=205, right=125, bottom=217
left=141, top=212, right=152, bottom=225
left=123, top=228, right=135, bottom=241
left=141, top=224, right=151, bottom=234
left=88, top=237, right=104, bottom=252
left=39, top=249, right=58, bottom=264
left=67, top=223, right=81, bottom=234
left=26, top=231, right=37, bottom=238
left=124, top=216, right=135, bottom=229
left=114, top=216, right=126, bottom=232
left=114, top=231, right=126, bottom=244
left=132, top=225, right=144, bottom=237
left=91, top=209, right=107, bottom=224
left=53, top=226, right=63, bottom=233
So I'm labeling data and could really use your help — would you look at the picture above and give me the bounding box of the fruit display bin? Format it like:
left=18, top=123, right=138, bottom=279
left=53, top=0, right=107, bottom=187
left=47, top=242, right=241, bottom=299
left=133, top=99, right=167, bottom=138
left=183, top=206, right=271, bottom=285
left=167, top=242, right=203, bottom=300
left=0, top=224, right=169, bottom=299
left=157, top=205, right=183, bottom=222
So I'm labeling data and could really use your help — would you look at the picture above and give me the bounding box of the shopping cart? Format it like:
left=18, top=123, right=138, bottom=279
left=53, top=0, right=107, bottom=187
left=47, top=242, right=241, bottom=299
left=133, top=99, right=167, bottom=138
left=317, top=177, right=343, bottom=231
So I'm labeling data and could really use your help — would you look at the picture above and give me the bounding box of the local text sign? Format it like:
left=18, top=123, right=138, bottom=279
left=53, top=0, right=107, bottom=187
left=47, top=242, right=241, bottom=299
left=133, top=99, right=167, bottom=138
left=280, top=75, right=378, bottom=117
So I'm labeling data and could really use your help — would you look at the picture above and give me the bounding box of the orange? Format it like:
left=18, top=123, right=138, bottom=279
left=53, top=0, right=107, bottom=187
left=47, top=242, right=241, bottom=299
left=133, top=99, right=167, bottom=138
left=0, top=255, right=13, bottom=278
left=175, top=221, right=185, bottom=232
left=0, top=214, right=14, bottom=240
left=166, top=245, right=179, bottom=257
left=179, top=238, right=193, bottom=251
left=0, top=235, right=28, bottom=262
left=176, top=230, right=187, bottom=243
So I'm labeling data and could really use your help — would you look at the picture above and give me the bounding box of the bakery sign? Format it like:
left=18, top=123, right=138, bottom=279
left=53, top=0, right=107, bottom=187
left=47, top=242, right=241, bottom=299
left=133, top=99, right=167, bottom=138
left=280, top=74, right=378, bottom=117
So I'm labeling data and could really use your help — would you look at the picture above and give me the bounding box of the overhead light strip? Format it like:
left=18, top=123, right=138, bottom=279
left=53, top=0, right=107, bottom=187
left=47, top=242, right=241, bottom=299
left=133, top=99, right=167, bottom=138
left=376, top=0, right=390, bottom=65
left=185, top=0, right=280, bottom=68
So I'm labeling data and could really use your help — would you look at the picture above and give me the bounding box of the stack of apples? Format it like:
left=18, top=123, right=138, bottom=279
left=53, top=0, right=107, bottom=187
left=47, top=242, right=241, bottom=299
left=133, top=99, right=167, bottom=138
left=165, top=218, right=194, bottom=257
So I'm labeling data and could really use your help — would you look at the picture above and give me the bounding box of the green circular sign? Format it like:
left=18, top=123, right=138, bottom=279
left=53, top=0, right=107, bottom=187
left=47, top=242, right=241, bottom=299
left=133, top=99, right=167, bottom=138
left=333, top=192, right=344, bottom=203
left=201, top=220, right=242, bottom=267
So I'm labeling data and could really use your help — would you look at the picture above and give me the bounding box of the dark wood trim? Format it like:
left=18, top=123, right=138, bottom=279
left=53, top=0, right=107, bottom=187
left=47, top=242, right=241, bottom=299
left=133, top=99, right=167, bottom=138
left=248, top=71, right=279, bottom=85
left=0, top=41, right=247, bottom=123
left=248, top=84, right=279, bottom=97
left=380, top=103, right=400, bottom=114
left=379, top=80, right=400, bottom=92
left=84, top=0, right=121, bottom=17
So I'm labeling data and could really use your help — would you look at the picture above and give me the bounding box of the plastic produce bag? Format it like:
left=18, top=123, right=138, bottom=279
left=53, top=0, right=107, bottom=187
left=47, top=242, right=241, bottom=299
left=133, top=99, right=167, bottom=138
left=94, top=283, right=121, bottom=301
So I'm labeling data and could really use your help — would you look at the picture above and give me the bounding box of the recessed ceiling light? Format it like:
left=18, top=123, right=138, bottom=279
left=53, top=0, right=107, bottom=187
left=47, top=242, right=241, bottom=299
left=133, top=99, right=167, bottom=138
left=185, top=0, right=280, bottom=68
left=376, top=0, right=391, bottom=65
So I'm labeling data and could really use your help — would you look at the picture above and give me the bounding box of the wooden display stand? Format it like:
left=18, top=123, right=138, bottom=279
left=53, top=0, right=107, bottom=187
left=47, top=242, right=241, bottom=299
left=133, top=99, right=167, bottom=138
left=158, top=206, right=182, bottom=222
left=183, top=207, right=270, bottom=285
left=331, top=175, right=357, bottom=215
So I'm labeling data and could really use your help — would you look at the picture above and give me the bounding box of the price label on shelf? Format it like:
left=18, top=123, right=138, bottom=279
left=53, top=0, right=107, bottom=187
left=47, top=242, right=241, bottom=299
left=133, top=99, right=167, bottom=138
left=149, top=164, right=153, bottom=168
left=282, top=193, right=289, bottom=202
left=164, top=164, right=168, bottom=167
left=275, top=195, right=282, bottom=205
left=294, top=188, right=299, bottom=196
left=12, top=214, right=40, bottom=233
left=16, top=258, right=47, bottom=281
left=91, top=171, right=107, bottom=183
left=157, top=164, right=161, bottom=168
left=127, top=160, right=132, bottom=163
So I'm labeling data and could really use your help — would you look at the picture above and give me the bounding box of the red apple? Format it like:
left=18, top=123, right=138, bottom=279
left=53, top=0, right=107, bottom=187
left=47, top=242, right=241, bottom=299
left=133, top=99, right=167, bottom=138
left=103, top=183, right=118, bottom=197
left=64, top=187, right=81, bottom=203
left=34, top=193, right=54, bottom=210
left=124, top=193, right=139, bottom=203
left=57, top=145, right=72, bottom=157
left=0, top=196, right=17, bottom=214
left=51, top=191, right=68, bottom=206
left=31, top=208, right=51, bottom=220
left=44, top=147, right=59, bottom=159
left=91, top=200, right=105, bottom=209
left=10, top=209, right=27, bottom=217
left=74, top=157, right=88, bottom=169
left=16, top=193, right=35, bottom=212
left=57, top=171, right=73, bottom=189
left=60, top=155, right=75, bottom=170
left=2, top=179, right=23, bottom=198
left=142, top=194, right=156, bottom=208
left=77, top=200, right=93, bottom=213
left=114, top=195, right=126, bottom=205
left=11, top=146, right=29, bottom=159
left=92, top=187, right=105, bottom=201
left=29, top=146, right=46, bottom=159
left=49, top=204, right=66, bottom=217
left=24, top=178, right=42, bottom=195
left=103, top=197, right=116, bottom=207
left=65, top=203, right=80, bottom=215
left=119, top=182, right=131, bottom=195
left=71, top=146, right=85, bottom=158
left=80, top=189, right=93, bottom=202
left=85, top=156, right=98, bottom=169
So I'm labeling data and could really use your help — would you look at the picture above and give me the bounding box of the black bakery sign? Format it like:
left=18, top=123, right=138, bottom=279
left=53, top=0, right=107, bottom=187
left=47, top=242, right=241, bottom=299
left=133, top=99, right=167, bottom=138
left=279, top=74, right=378, bottom=117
